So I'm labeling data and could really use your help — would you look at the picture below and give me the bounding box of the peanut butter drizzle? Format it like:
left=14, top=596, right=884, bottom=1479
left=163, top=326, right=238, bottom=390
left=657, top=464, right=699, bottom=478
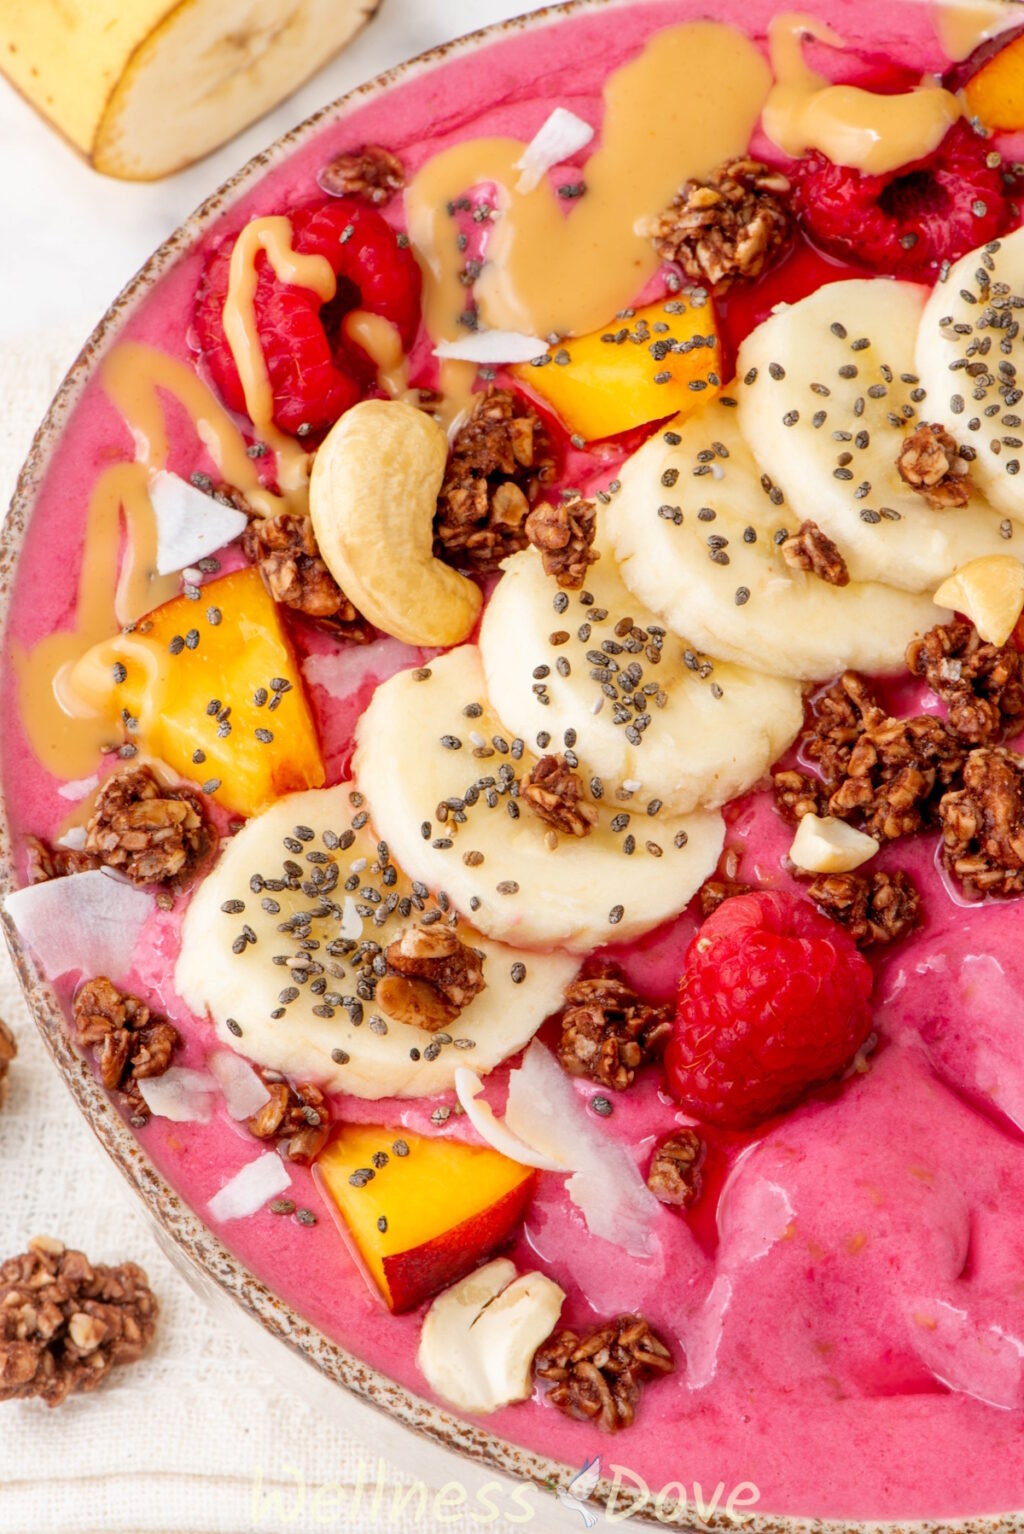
left=222, top=214, right=334, bottom=495
left=762, top=12, right=962, bottom=175
left=343, top=309, right=412, bottom=400
left=405, top=21, right=771, bottom=368
left=934, top=0, right=1018, bottom=62
left=13, top=342, right=284, bottom=780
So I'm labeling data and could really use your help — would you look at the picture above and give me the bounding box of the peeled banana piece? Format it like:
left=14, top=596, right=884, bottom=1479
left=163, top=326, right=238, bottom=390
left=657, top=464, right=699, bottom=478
left=480, top=545, right=804, bottom=814
left=175, top=785, right=576, bottom=1099
left=735, top=278, right=1015, bottom=591
left=606, top=405, right=947, bottom=680
left=0, top=0, right=378, bottom=180
left=353, top=644, right=725, bottom=950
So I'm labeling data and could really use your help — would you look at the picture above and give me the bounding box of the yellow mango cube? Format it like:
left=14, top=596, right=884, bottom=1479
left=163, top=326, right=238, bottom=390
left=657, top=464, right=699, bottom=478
left=513, top=294, right=721, bottom=442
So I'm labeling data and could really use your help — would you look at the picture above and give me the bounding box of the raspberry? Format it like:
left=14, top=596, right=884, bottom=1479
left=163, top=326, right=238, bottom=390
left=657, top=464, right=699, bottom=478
left=794, top=121, right=1011, bottom=280
left=195, top=198, right=422, bottom=437
left=665, top=890, right=873, bottom=1129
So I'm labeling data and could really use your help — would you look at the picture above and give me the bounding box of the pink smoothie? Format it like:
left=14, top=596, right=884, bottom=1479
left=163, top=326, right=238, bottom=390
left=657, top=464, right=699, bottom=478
left=5, top=0, right=1024, bottom=1521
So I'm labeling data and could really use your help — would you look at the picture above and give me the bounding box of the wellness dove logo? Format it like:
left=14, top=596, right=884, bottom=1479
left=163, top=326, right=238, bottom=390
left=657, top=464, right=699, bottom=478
left=557, top=1456, right=602, bottom=1527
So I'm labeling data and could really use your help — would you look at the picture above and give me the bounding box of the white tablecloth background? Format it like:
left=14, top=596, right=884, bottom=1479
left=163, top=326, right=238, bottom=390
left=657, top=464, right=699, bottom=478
left=0, top=6, right=560, bottom=1531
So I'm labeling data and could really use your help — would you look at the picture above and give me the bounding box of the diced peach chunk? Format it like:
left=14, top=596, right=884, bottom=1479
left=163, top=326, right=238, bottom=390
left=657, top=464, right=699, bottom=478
left=965, top=33, right=1024, bottom=132
left=72, top=567, right=324, bottom=817
left=315, top=1125, right=536, bottom=1313
left=512, top=294, right=721, bottom=442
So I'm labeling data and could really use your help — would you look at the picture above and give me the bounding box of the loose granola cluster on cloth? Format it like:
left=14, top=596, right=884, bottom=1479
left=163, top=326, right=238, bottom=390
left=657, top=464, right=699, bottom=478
left=557, top=966, right=673, bottom=1091
left=318, top=144, right=405, bottom=205
left=375, top=922, right=486, bottom=1031
left=0, top=1237, right=157, bottom=1407
left=72, top=978, right=180, bottom=1124
left=534, top=1315, right=674, bottom=1432
left=243, top=511, right=371, bottom=637
left=521, top=755, right=597, bottom=837
left=0, top=1019, right=16, bottom=1112
left=896, top=422, right=973, bottom=508
left=648, top=156, right=792, bottom=291
left=435, top=388, right=555, bottom=571
left=646, top=1130, right=705, bottom=1206
left=247, top=1075, right=331, bottom=1164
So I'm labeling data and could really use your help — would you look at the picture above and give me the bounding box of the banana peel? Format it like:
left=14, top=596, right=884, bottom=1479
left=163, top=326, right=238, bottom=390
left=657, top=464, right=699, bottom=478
left=0, top=0, right=379, bottom=181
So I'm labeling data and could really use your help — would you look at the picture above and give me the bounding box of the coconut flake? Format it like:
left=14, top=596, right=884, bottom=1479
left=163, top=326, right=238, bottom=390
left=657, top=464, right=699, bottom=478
left=208, top=1152, right=291, bottom=1222
left=3, top=870, right=153, bottom=982
left=339, top=896, right=363, bottom=942
left=455, top=1068, right=569, bottom=1171
left=137, top=1067, right=219, bottom=1123
left=302, top=637, right=429, bottom=701
left=515, top=107, right=594, bottom=194
left=57, top=775, right=99, bottom=803
left=208, top=1050, right=271, bottom=1120
left=150, top=471, right=248, bottom=577
left=57, top=827, right=88, bottom=852
left=434, top=332, right=549, bottom=365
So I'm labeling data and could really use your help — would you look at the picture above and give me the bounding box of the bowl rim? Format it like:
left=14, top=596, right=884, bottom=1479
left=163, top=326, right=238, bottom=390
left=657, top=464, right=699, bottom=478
left=0, top=3, right=1017, bottom=1528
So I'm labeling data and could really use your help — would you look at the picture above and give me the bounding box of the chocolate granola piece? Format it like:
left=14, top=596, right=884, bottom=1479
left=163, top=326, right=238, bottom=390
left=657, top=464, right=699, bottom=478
left=521, top=755, right=597, bottom=838
left=375, top=921, right=486, bottom=1032
left=806, top=672, right=883, bottom=792
left=72, top=977, right=179, bottom=1123
left=805, top=869, right=921, bottom=947
left=648, top=156, right=792, bottom=292
left=524, top=497, right=599, bottom=590
left=0, top=1236, right=157, bottom=1407
left=698, top=878, right=753, bottom=917
left=83, top=766, right=209, bottom=887
left=24, top=835, right=100, bottom=884
left=243, top=511, right=372, bottom=637
left=0, top=1019, right=16, bottom=1112
left=646, top=1129, right=705, bottom=1206
left=780, top=520, right=850, bottom=587
left=318, top=144, right=405, bottom=205
left=534, top=1315, right=673, bottom=1433
left=557, top=966, right=672, bottom=1091
left=896, top=422, right=972, bottom=509
left=247, top=1077, right=330, bottom=1164
left=772, top=769, right=826, bottom=825
left=907, top=620, right=1024, bottom=745
left=939, top=746, right=1024, bottom=897
left=435, top=387, right=555, bottom=572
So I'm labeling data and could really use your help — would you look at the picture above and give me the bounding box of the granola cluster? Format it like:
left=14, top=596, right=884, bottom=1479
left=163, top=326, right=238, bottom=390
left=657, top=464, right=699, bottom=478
left=524, top=497, right=599, bottom=590
left=435, top=388, right=555, bottom=571
left=534, top=1315, right=673, bottom=1433
left=557, top=966, right=672, bottom=1092
left=771, top=770, right=825, bottom=825
left=939, top=746, right=1024, bottom=897
left=318, top=144, right=404, bottom=205
left=0, top=1019, right=16, bottom=1112
left=698, top=878, right=753, bottom=917
left=72, top=977, right=180, bottom=1124
left=805, top=869, right=921, bottom=947
left=244, top=512, right=371, bottom=637
left=376, top=922, right=486, bottom=1031
left=83, top=766, right=209, bottom=887
left=646, top=1129, right=704, bottom=1206
left=896, top=423, right=972, bottom=509
left=907, top=621, right=1024, bottom=745
left=781, top=519, right=849, bottom=587
left=247, top=1075, right=330, bottom=1164
left=521, top=755, right=597, bottom=838
left=648, top=156, right=792, bottom=292
left=25, top=836, right=100, bottom=884
left=0, top=1236, right=157, bottom=1407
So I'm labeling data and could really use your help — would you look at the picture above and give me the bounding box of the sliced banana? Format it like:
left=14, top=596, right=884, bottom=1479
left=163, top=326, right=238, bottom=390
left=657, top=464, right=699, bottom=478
left=605, top=403, right=946, bottom=680
left=916, top=226, right=1024, bottom=523
left=480, top=546, right=803, bottom=813
left=310, top=400, right=482, bottom=647
left=735, top=278, right=1014, bottom=591
left=174, top=785, right=576, bottom=1099
left=352, top=645, right=724, bottom=950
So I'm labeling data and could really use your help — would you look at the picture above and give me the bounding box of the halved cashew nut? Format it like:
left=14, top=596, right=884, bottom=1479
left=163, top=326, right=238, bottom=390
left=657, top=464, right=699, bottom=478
left=310, top=399, right=482, bottom=646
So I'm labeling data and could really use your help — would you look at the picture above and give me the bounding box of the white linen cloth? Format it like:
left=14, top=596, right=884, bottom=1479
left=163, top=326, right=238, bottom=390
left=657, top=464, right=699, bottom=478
left=0, top=1, right=564, bottom=1522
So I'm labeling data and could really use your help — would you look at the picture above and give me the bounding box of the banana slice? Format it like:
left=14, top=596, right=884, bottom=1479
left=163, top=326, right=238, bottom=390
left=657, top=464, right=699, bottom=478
left=480, top=546, right=804, bottom=813
left=174, top=785, right=576, bottom=1099
left=916, top=226, right=1024, bottom=523
left=605, top=403, right=946, bottom=680
left=310, top=400, right=482, bottom=647
left=353, top=646, right=724, bottom=950
left=735, top=278, right=1014, bottom=591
